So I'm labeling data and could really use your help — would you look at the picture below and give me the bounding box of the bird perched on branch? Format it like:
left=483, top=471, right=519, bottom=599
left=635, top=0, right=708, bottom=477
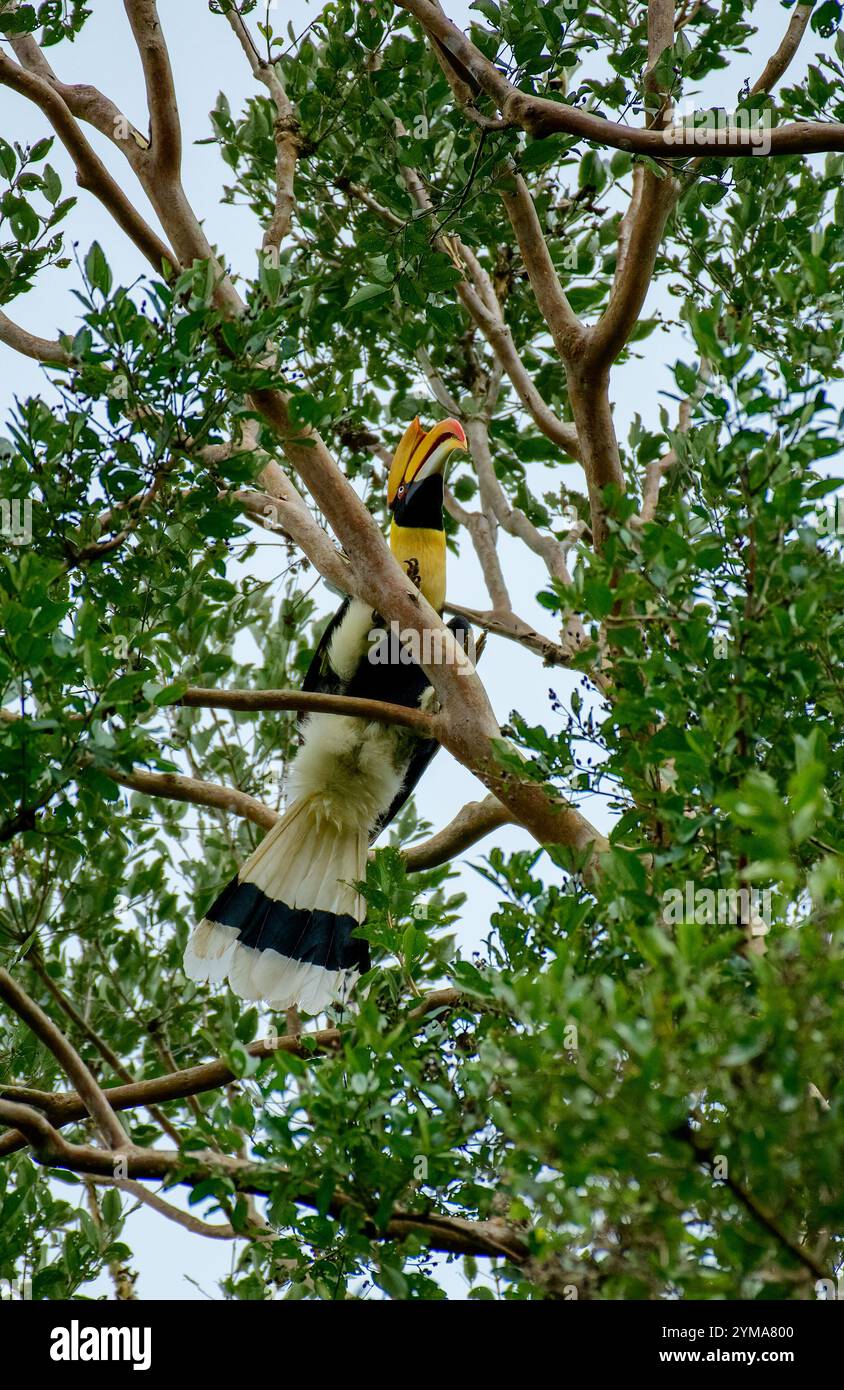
left=184, top=417, right=471, bottom=1014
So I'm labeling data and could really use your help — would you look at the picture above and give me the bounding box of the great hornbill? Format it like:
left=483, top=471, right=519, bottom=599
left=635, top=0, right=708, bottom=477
left=184, top=417, right=471, bottom=1013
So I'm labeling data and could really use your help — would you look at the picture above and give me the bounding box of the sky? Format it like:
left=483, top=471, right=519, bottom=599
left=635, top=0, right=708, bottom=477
left=0, top=0, right=829, bottom=1299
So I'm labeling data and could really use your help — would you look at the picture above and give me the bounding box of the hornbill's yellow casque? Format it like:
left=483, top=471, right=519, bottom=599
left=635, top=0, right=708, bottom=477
left=184, top=418, right=470, bottom=1013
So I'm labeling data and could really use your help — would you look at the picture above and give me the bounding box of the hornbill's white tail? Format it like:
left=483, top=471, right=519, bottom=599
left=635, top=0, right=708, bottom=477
left=184, top=707, right=406, bottom=1014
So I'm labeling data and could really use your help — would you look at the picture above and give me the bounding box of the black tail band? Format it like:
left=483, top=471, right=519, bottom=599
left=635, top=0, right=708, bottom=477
left=204, top=877, right=367, bottom=973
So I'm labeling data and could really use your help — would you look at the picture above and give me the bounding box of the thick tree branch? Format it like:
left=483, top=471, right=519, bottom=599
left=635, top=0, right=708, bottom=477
left=589, top=5, right=678, bottom=373
left=7, top=11, right=233, bottom=303
left=495, top=174, right=628, bottom=553
left=9, top=26, right=151, bottom=170
left=0, top=52, right=176, bottom=272
left=498, top=171, right=584, bottom=363
left=402, top=794, right=512, bottom=870
left=0, top=309, right=72, bottom=365
left=750, top=4, right=814, bottom=99
left=589, top=164, right=677, bottom=371
left=644, top=1, right=676, bottom=130
left=122, top=0, right=182, bottom=178
left=564, top=361, right=625, bottom=554
left=0, top=969, right=128, bottom=1150
left=177, top=686, right=438, bottom=737
left=104, top=766, right=278, bottom=831
left=393, top=0, right=844, bottom=155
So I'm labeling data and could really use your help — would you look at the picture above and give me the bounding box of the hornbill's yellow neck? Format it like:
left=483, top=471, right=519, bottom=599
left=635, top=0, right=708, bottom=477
left=386, top=417, right=466, bottom=612
left=390, top=520, right=447, bottom=613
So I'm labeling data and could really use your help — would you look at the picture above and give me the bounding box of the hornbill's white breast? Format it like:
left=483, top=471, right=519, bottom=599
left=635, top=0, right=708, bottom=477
left=289, top=597, right=410, bottom=834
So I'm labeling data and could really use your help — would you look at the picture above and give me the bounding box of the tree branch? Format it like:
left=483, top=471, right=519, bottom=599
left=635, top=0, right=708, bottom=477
left=589, top=162, right=676, bottom=371
left=677, top=1122, right=832, bottom=1285
left=225, top=7, right=300, bottom=256
left=445, top=601, right=571, bottom=668
left=643, top=1, right=676, bottom=130
left=498, top=170, right=584, bottom=363
left=122, top=0, right=182, bottom=178
left=341, top=167, right=581, bottom=459
left=104, top=766, right=278, bottom=831
left=466, top=298, right=581, bottom=458
left=0, top=1095, right=529, bottom=1261
left=9, top=26, right=151, bottom=171
left=0, top=51, right=176, bottom=272
left=750, top=3, right=814, bottom=99
left=86, top=1174, right=239, bottom=1240
left=589, top=5, right=678, bottom=371
left=0, top=969, right=128, bottom=1150
left=177, top=686, right=438, bottom=737
left=461, top=416, right=597, bottom=666
left=393, top=0, right=844, bottom=156
left=402, top=794, right=512, bottom=870
left=465, top=417, right=573, bottom=586
left=233, top=477, right=353, bottom=594
left=0, top=309, right=72, bottom=365
left=0, top=992, right=466, bottom=1158
left=445, top=484, right=512, bottom=614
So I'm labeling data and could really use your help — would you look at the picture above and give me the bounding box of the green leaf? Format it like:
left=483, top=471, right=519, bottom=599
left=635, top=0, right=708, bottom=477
left=84, top=240, right=112, bottom=296
left=0, top=138, right=16, bottom=179
left=346, top=283, right=391, bottom=309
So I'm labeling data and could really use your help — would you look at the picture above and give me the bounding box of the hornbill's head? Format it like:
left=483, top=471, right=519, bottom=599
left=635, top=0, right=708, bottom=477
left=387, top=417, right=467, bottom=529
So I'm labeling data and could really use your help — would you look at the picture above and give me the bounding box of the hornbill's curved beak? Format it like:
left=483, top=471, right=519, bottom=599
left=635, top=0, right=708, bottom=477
left=387, top=417, right=467, bottom=511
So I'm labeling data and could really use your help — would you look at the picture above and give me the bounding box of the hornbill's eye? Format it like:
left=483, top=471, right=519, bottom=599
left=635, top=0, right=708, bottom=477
left=397, top=483, right=407, bottom=498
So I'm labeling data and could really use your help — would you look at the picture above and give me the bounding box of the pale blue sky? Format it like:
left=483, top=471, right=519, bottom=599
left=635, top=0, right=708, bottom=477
left=0, top=1, right=826, bottom=1299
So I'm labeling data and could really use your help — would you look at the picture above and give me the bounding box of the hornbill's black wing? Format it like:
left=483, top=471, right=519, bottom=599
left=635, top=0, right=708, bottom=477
left=298, top=604, right=472, bottom=837
left=369, top=735, right=440, bottom=841
left=297, top=597, right=350, bottom=734
left=367, top=615, right=472, bottom=841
